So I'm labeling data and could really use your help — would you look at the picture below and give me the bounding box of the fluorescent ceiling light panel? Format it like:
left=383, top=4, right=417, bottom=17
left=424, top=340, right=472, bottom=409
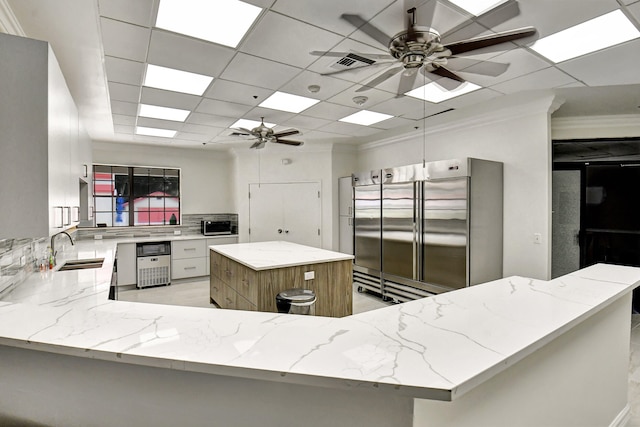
left=339, top=110, right=393, bottom=126
left=405, top=81, right=481, bottom=103
left=531, top=10, right=640, bottom=63
left=231, top=119, right=276, bottom=129
left=144, top=64, right=213, bottom=96
left=135, top=126, right=177, bottom=138
left=139, top=104, right=190, bottom=122
left=448, top=0, right=509, bottom=16
left=155, top=0, right=262, bottom=48
left=258, top=91, right=320, bottom=113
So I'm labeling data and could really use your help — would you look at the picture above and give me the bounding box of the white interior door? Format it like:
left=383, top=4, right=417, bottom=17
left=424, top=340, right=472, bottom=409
left=249, top=182, right=321, bottom=247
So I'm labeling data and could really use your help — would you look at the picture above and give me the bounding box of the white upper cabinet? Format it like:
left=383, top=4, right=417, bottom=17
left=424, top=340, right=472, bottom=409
left=0, top=33, right=92, bottom=239
left=338, top=176, right=353, bottom=217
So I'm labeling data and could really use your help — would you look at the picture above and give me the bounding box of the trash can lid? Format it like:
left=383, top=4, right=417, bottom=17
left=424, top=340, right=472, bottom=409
left=277, top=288, right=316, bottom=303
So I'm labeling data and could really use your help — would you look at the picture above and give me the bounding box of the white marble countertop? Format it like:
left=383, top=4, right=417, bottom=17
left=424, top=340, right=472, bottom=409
left=0, top=238, right=639, bottom=401
left=209, top=241, right=354, bottom=270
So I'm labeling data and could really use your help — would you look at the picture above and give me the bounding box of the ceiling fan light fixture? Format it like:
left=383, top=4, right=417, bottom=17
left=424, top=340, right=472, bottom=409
left=155, top=0, right=262, bottom=48
left=448, top=0, right=510, bottom=16
left=144, top=64, right=213, bottom=96
left=259, top=91, right=320, bottom=113
left=135, top=126, right=177, bottom=138
left=405, top=81, right=481, bottom=103
left=531, top=9, right=640, bottom=63
left=339, top=110, right=393, bottom=126
left=139, top=104, right=190, bottom=122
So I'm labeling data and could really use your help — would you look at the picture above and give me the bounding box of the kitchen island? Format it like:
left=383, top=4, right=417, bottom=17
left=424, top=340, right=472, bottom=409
left=0, top=237, right=639, bottom=426
left=209, top=241, right=354, bottom=317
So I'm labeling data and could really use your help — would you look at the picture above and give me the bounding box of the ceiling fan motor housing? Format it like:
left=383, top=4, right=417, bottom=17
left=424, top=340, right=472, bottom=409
left=389, top=26, right=441, bottom=69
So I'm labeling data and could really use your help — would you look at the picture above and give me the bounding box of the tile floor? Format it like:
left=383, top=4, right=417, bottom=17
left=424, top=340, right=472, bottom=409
left=119, top=280, right=640, bottom=426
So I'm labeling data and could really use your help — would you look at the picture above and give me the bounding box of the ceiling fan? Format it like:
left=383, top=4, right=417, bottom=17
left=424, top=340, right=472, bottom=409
left=311, top=0, right=537, bottom=95
left=229, top=117, right=304, bottom=149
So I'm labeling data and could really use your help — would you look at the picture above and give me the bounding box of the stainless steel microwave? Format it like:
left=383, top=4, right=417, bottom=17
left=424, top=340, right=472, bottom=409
left=201, top=214, right=237, bottom=236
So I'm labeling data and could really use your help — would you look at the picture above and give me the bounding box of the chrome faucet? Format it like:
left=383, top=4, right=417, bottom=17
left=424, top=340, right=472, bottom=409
left=50, top=231, right=74, bottom=266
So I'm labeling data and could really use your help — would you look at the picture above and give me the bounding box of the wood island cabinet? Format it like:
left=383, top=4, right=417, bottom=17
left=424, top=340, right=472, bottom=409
left=210, top=242, right=353, bottom=317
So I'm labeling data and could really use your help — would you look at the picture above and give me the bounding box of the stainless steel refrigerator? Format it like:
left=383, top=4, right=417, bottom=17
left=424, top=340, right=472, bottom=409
left=353, top=158, right=503, bottom=302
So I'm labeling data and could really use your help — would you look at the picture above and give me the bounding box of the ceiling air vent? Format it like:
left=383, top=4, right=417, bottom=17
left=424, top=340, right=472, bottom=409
left=330, top=53, right=375, bottom=71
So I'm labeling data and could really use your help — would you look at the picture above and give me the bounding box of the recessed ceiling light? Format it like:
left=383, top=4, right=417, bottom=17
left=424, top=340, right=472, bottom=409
left=405, top=81, right=481, bottom=103
left=139, top=104, right=190, bottom=122
left=144, top=64, right=213, bottom=96
left=531, top=10, right=640, bottom=63
left=231, top=119, right=276, bottom=130
left=155, top=0, right=262, bottom=48
left=339, top=110, right=393, bottom=126
left=259, top=91, right=320, bottom=113
left=448, top=0, right=509, bottom=16
left=135, top=126, right=177, bottom=138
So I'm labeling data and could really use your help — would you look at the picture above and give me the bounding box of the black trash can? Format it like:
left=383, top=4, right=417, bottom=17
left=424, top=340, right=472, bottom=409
left=276, top=288, right=316, bottom=315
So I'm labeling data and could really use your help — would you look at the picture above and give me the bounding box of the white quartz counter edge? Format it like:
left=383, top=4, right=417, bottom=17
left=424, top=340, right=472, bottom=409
left=0, top=238, right=638, bottom=401
left=209, top=241, right=354, bottom=270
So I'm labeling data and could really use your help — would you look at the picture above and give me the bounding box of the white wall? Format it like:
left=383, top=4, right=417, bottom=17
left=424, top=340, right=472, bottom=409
left=356, top=91, right=559, bottom=280
left=92, top=141, right=234, bottom=214
left=231, top=143, right=341, bottom=249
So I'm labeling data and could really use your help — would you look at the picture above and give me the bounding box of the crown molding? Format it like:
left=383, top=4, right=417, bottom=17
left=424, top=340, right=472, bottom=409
left=0, top=0, right=25, bottom=36
left=551, top=114, right=640, bottom=140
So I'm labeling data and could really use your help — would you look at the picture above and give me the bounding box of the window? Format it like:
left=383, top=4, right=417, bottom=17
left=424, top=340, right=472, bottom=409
left=93, top=165, right=180, bottom=227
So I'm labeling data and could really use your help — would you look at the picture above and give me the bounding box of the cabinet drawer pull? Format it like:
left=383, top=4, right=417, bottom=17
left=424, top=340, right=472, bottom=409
left=184, top=266, right=196, bottom=270
left=184, top=247, right=197, bottom=251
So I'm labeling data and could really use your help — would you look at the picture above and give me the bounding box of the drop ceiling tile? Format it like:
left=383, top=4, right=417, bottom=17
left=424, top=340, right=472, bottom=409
left=111, top=100, right=138, bottom=116
left=490, top=67, right=578, bottom=94
left=220, top=53, right=302, bottom=89
left=458, top=49, right=552, bottom=88
left=203, top=79, right=273, bottom=106
left=300, top=130, right=356, bottom=143
left=140, top=87, right=202, bottom=110
left=114, top=124, right=134, bottom=134
left=100, top=17, right=150, bottom=62
left=108, top=82, right=140, bottom=103
left=181, top=123, right=225, bottom=136
left=371, top=96, right=449, bottom=120
left=272, top=0, right=394, bottom=36
left=136, top=117, right=184, bottom=130
left=319, top=120, right=382, bottom=137
left=303, top=102, right=360, bottom=121
left=174, top=131, right=212, bottom=142
left=98, top=0, right=155, bottom=27
left=371, top=116, right=418, bottom=130
left=147, top=29, right=235, bottom=76
left=630, top=1, right=640, bottom=16
left=240, top=11, right=344, bottom=68
left=556, top=39, right=640, bottom=87
left=244, top=107, right=296, bottom=124
left=112, top=114, right=136, bottom=126
left=105, top=56, right=144, bottom=86
left=281, top=115, right=333, bottom=130
left=187, top=113, right=237, bottom=128
left=439, top=87, right=503, bottom=110
left=195, top=99, right=254, bottom=118
left=326, top=86, right=396, bottom=108
left=278, top=70, right=355, bottom=101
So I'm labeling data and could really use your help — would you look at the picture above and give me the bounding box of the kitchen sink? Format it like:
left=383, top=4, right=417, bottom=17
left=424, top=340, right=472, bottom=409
left=58, top=258, right=104, bottom=271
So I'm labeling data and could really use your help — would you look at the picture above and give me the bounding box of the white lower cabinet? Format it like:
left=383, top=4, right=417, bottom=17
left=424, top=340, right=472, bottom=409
left=116, top=243, right=136, bottom=286
left=172, top=239, right=207, bottom=280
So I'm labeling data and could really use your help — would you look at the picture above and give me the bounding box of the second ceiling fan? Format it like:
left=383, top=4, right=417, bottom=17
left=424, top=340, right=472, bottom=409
left=230, top=117, right=304, bottom=149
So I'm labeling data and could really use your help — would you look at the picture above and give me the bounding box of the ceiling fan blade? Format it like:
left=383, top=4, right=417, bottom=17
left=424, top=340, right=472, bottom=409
left=429, top=66, right=466, bottom=90
left=310, top=50, right=394, bottom=60
left=444, top=27, right=537, bottom=56
left=320, top=60, right=396, bottom=77
left=441, top=0, right=521, bottom=42
left=250, top=141, right=264, bottom=149
left=231, top=127, right=255, bottom=136
left=447, top=57, right=510, bottom=77
left=355, top=65, right=404, bottom=93
left=396, top=68, right=419, bottom=97
left=274, top=139, right=304, bottom=146
left=273, top=129, right=300, bottom=138
left=341, top=14, right=393, bottom=47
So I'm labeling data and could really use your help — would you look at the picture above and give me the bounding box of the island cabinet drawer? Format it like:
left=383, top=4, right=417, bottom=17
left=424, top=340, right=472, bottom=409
left=172, top=240, right=206, bottom=260
left=235, top=293, right=256, bottom=311
left=210, top=251, right=224, bottom=279
left=221, top=282, right=237, bottom=309
left=210, top=278, right=224, bottom=305
left=172, top=258, right=207, bottom=279
left=236, top=267, right=258, bottom=305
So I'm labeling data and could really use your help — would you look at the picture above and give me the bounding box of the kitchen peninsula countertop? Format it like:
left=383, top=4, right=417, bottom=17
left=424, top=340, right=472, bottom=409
left=209, top=240, right=354, bottom=270
left=0, top=238, right=639, bottom=402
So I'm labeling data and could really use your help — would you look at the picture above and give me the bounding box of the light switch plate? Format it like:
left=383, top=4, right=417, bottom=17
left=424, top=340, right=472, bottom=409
left=304, top=271, right=315, bottom=280
left=534, top=233, right=542, bottom=244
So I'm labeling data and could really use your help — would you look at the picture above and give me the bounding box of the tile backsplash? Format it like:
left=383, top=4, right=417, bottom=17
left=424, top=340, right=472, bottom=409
left=0, top=237, right=47, bottom=297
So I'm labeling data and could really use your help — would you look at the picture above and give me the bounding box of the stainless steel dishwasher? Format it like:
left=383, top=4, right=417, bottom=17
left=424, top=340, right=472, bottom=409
left=136, top=241, right=171, bottom=288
